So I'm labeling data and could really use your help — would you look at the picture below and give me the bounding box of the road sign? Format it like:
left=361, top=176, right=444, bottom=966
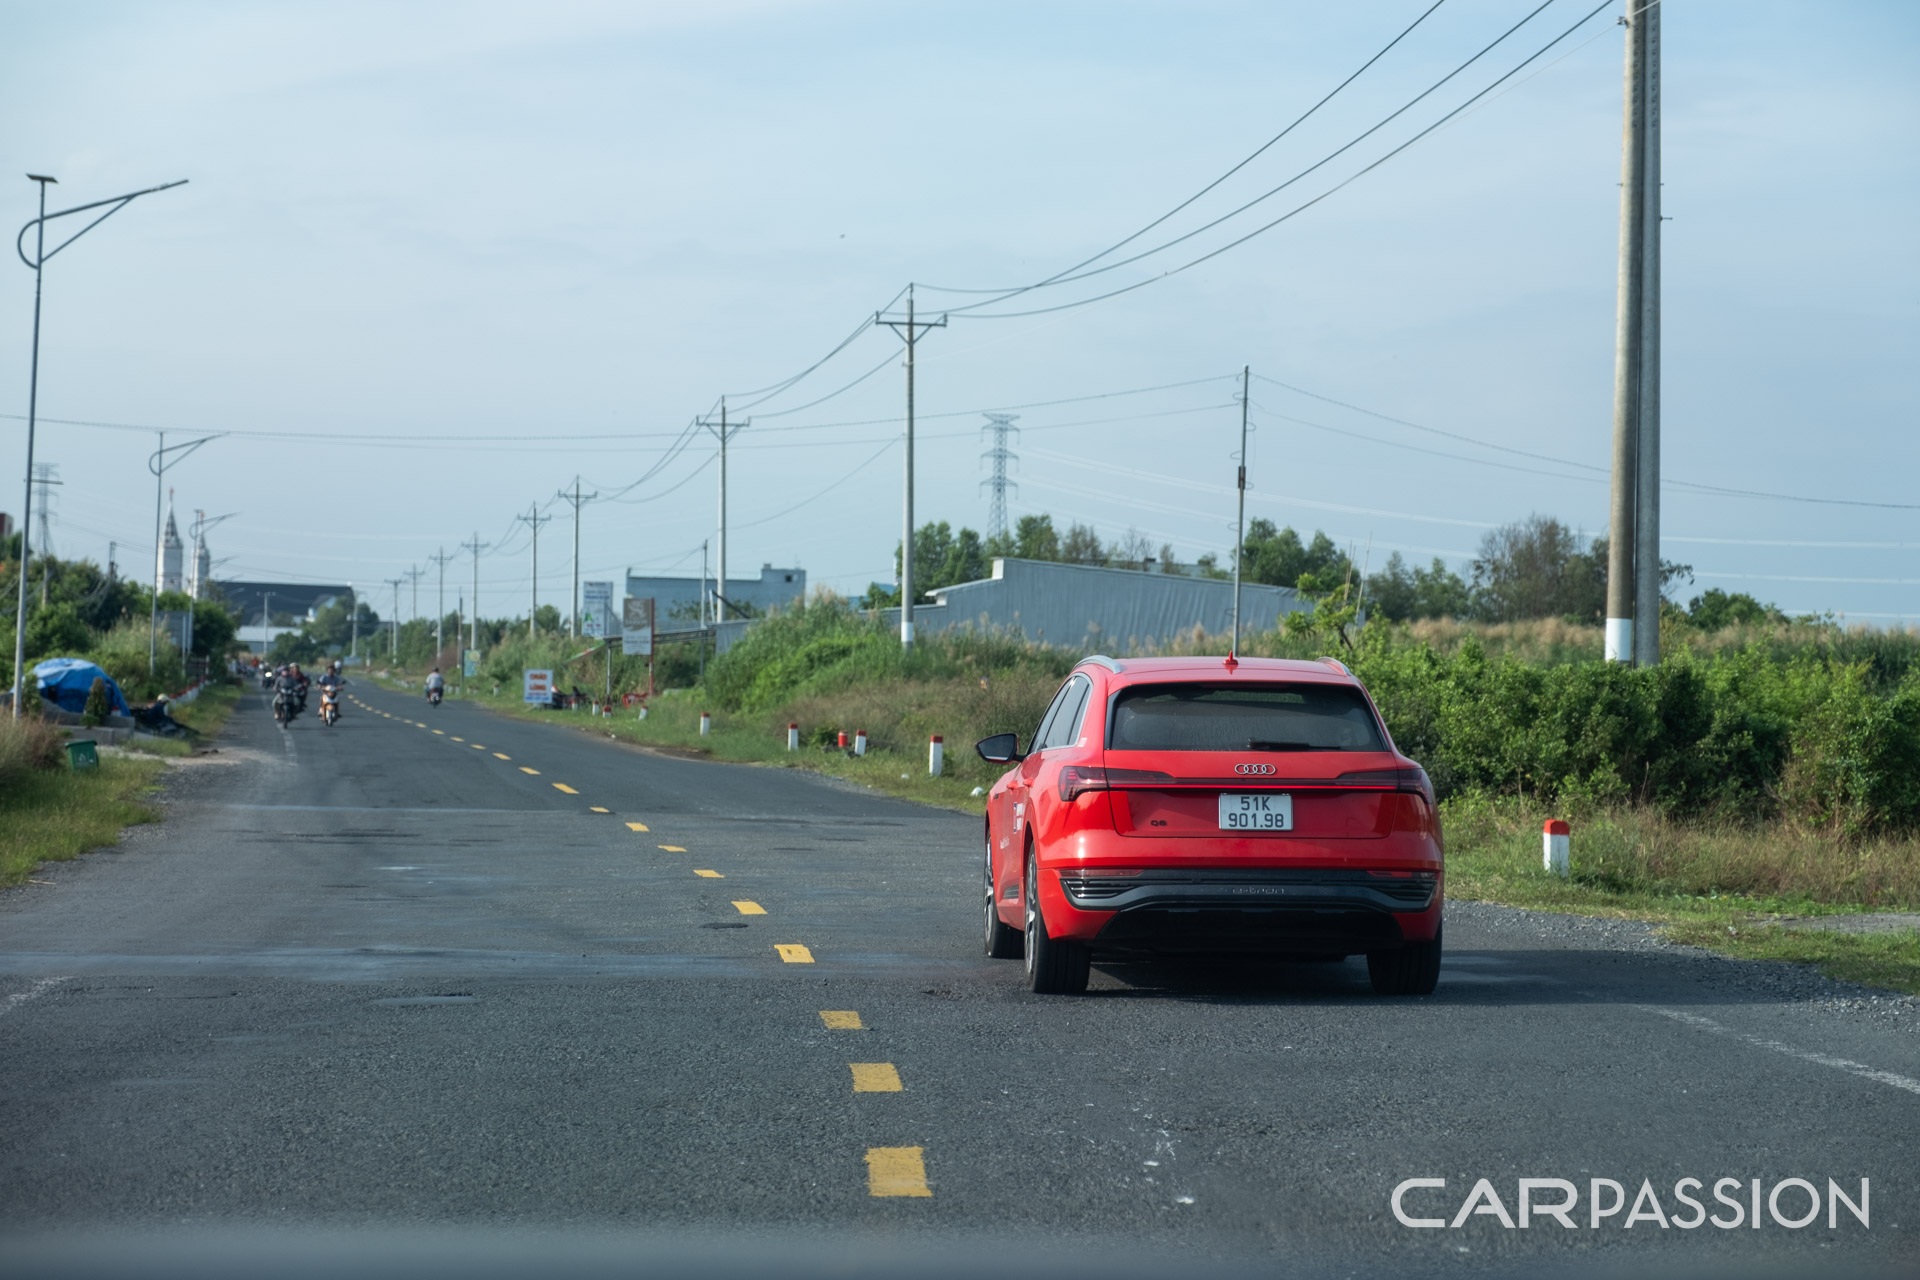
left=581, top=581, right=614, bottom=639
left=462, top=649, right=480, bottom=678
left=523, top=668, right=553, bottom=704
left=622, top=597, right=655, bottom=656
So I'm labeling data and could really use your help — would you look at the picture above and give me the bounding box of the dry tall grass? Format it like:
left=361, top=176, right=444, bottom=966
left=0, top=714, right=65, bottom=791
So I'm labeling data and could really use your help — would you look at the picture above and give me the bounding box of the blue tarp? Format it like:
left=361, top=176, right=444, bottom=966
left=33, top=658, right=132, bottom=716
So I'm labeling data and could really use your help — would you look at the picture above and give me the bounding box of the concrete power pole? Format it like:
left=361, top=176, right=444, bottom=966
left=516, top=504, right=551, bottom=637
left=429, top=547, right=454, bottom=662
left=875, top=285, right=947, bottom=649
left=557, top=481, right=597, bottom=638
left=461, top=533, right=488, bottom=654
left=1232, top=365, right=1250, bottom=657
left=696, top=404, right=743, bottom=625
left=385, top=578, right=404, bottom=658
left=980, top=414, right=1019, bottom=542
left=1606, top=0, right=1662, bottom=665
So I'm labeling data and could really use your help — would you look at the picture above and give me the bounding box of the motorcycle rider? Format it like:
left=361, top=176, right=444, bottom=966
left=425, top=667, right=446, bottom=704
left=316, top=665, right=345, bottom=719
left=272, top=665, right=303, bottom=724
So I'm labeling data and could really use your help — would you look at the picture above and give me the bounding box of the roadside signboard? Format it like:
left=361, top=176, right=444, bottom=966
left=581, top=581, right=614, bottom=639
left=523, top=668, right=553, bottom=704
left=622, top=597, right=655, bottom=656
left=462, top=649, right=480, bottom=678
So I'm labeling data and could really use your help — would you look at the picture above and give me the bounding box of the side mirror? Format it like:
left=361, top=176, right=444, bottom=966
left=975, top=732, right=1023, bottom=764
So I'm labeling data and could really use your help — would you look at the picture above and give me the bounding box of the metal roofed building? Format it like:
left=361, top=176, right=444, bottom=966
left=886, top=557, right=1309, bottom=651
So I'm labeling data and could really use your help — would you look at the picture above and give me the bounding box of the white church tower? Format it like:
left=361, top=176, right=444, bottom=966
left=157, top=494, right=184, bottom=595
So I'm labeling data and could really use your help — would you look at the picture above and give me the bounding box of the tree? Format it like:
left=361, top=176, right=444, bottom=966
left=1686, top=588, right=1780, bottom=630
left=1059, top=522, right=1106, bottom=566
left=1013, top=514, right=1059, bottom=561
left=1365, top=553, right=1473, bottom=622
left=1240, top=520, right=1351, bottom=590
left=1470, top=515, right=1603, bottom=623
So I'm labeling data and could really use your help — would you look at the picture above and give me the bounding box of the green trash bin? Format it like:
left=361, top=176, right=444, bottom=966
left=66, top=740, right=100, bottom=771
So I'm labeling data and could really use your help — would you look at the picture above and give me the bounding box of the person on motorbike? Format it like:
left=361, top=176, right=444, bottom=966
left=425, top=667, right=446, bottom=705
left=272, top=666, right=303, bottom=724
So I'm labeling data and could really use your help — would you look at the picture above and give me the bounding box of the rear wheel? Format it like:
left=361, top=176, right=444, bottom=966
left=1368, top=924, right=1442, bottom=996
left=984, top=832, right=1022, bottom=959
left=1024, top=852, right=1089, bottom=995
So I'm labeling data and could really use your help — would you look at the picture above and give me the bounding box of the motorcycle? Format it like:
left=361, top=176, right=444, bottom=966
left=319, top=684, right=341, bottom=727
left=272, top=688, right=300, bottom=728
left=427, top=686, right=443, bottom=707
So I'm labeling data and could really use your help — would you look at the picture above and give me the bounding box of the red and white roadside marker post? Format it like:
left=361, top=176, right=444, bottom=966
left=787, top=722, right=799, bottom=752
left=836, top=730, right=848, bottom=750
left=928, top=734, right=944, bottom=777
left=699, top=711, right=711, bottom=736
left=853, top=729, right=868, bottom=757
left=1543, top=819, right=1570, bottom=878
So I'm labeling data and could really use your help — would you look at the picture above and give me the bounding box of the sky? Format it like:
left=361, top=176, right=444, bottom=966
left=2, top=0, right=1916, bottom=624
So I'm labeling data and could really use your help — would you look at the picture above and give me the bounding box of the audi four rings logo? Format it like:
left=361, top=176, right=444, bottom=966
left=1234, top=763, right=1276, bottom=775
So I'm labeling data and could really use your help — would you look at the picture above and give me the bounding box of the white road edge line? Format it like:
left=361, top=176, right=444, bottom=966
left=2, top=975, right=72, bottom=1017
left=1639, top=1004, right=1920, bottom=1098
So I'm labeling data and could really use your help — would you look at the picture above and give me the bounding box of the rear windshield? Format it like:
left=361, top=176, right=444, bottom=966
left=1108, top=682, right=1386, bottom=753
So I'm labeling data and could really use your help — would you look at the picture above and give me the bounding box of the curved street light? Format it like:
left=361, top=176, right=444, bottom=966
left=146, top=434, right=221, bottom=674
left=11, top=173, right=187, bottom=716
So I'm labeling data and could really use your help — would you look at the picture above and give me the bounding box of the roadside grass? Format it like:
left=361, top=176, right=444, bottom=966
left=0, top=754, right=166, bottom=887
left=120, top=680, right=243, bottom=759
left=367, top=666, right=1920, bottom=995
left=1445, top=797, right=1920, bottom=994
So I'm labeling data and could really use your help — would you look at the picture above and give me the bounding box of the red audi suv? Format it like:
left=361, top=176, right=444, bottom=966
left=976, top=654, right=1443, bottom=995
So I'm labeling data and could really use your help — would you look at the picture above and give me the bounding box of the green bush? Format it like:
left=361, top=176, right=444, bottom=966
left=0, top=713, right=64, bottom=788
left=1779, top=666, right=1920, bottom=838
left=82, top=677, right=111, bottom=726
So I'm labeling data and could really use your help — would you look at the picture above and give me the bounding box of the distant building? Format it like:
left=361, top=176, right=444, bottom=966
left=882, top=557, right=1308, bottom=651
left=213, top=580, right=353, bottom=651
left=157, top=500, right=184, bottom=594
left=626, top=563, right=806, bottom=628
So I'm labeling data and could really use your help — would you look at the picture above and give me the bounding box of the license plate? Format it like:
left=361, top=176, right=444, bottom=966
left=1219, top=792, right=1292, bottom=831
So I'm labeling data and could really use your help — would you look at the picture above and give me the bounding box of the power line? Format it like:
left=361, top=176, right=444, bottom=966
left=948, top=0, right=1615, bottom=321
left=917, top=0, right=1452, bottom=299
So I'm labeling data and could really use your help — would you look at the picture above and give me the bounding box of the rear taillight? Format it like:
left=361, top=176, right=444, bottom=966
left=1059, top=766, right=1174, bottom=802
left=1335, top=765, right=1435, bottom=807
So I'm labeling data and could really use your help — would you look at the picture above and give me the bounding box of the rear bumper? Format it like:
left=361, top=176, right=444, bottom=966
left=1059, top=868, right=1440, bottom=957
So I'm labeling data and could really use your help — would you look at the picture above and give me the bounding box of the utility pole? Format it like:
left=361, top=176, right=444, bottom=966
left=980, top=414, right=1019, bottom=542
left=349, top=585, right=358, bottom=661
left=700, top=540, right=709, bottom=627
left=875, top=284, right=947, bottom=649
left=405, top=565, right=424, bottom=626
left=30, top=464, right=61, bottom=606
left=385, top=578, right=404, bottom=658
left=557, top=481, right=596, bottom=637
left=695, top=404, right=744, bottom=624
left=461, top=533, right=488, bottom=655
left=516, top=504, right=551, bottom=637
left=429, top=547, right=454, bottom=661
left=1607, top=0, right=1662, bottom=665
left=1231, top=366, right=1251, bottom=655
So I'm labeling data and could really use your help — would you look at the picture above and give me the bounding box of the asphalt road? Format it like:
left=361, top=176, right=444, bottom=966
left=3, top=683, right=1917, bottom=1278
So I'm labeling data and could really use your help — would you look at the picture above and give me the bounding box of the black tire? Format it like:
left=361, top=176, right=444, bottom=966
left=984, top=831, right=1022, bottom=959
left=1024, top=851, right=1089, bottom=995
left=1368, top=924, right=1442, bottom=996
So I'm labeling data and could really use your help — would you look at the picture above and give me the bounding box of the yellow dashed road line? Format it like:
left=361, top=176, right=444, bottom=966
left=552, top=783, right=578, bottom=794
left=819, top=1011, right=862, bottom=1029
left=850, top=1063, right=902, bottom=1093
left=693, top=870, right=724, bottom=879
left=432, top=729, right=445, bottom=735
left=731, top=901, right=766, bottom=916
left=451, top=737, right=464, bottom=742
left=625, top=822, right=650, bottom=832
left=865, top=1148, right=931, bottom=1197
left=589, top=806, right=610, bottom=814
left=775, top=944, right=813, bottom=964
left=493, top=753, right=511, bottom=760
left=472, top=745, right=486, bottom=750
left=658, top=845, right=686, bottom=853
left=519, top=767, right=541, bottom=775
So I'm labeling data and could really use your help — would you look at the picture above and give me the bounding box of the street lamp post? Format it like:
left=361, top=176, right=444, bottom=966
left=147, top=434, right=219, bottom=675
left=11, top=174, right=187, bottom=715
